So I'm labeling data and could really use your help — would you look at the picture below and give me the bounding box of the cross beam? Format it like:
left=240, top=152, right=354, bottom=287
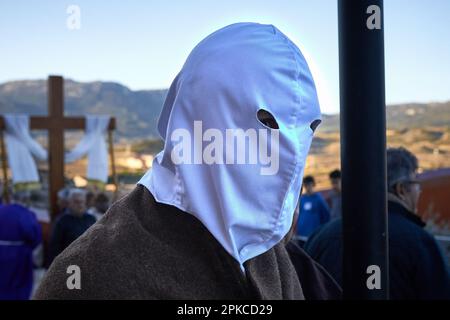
left=0, top=116, right=116, bottom=130
left=0, top=75, right=116, bottom=219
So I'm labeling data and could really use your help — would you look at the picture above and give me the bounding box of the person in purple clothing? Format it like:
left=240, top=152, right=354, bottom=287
left=296, top=176, right=330, bottom=242
left=0, top=191, right=42, bottom=300
left=48, top=188, right=96, bottom=264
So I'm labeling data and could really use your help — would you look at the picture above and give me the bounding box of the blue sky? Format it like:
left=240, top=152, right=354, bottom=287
left=1, top=0, right=449, bottom=114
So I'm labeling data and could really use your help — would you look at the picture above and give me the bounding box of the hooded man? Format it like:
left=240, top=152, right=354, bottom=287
left=35, top=22, right=328, bottom=300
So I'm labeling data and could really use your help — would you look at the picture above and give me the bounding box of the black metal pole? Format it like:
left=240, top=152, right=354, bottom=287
left=338, top=0, right=389, bottom=299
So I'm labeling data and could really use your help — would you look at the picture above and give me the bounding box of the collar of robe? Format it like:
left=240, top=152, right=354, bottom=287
left=139, top=22, right=322, bottom=270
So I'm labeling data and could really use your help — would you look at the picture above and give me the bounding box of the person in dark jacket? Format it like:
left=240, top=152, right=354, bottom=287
left=48, top=188, right=96, bottom=264
left=326, top=169, right=342, bottom=220
left=284, top=201, right=342, bottom=300
left=304, top=147, right=450, bottom=299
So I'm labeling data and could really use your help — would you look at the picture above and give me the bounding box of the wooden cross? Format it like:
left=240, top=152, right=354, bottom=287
left=0, top=75, right=117, bottom=219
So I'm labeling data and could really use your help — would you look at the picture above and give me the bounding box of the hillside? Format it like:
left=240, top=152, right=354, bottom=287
left=0, top=79, right=167, bottom=140
left=1, top=79, right=449, bottom=140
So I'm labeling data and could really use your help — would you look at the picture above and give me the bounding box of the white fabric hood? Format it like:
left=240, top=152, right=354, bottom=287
left=139, top=22, right=321, bottom=268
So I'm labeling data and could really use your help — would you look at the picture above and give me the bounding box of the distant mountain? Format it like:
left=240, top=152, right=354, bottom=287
left=1, top=79, right=449, bottom=139
left=0, top=79, right=167, bottom=140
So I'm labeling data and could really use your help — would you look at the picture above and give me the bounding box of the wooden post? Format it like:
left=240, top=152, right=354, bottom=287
left=48, top=76, right=65, bottom=218
left=338, top=0, right=388, bottom=299
left=108, top=129, right=118, bottom=201
left=0, top=130, right=10, bottom=204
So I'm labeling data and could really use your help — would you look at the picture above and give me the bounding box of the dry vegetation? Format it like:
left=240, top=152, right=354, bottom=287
left=52, top=126, right=450, bottom=192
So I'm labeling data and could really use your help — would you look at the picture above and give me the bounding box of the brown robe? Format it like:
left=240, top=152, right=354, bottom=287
left=34, top=185, right=304, bottom=299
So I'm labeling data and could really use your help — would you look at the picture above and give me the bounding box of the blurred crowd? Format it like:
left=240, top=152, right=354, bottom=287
left=0, top=187, right=111, bottom=300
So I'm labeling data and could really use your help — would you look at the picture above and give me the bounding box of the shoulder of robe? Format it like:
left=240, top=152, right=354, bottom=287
left=33, top=186, right=162, bottom=299
left=33, top=185, right=246, bottom=299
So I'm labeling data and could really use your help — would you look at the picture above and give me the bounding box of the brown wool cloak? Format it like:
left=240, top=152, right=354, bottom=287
left=34, top=185, right=305, bottom=300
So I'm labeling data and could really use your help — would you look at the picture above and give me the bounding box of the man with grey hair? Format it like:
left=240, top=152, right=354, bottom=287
left=304, top=147, right=450, bottom=299
left=48, top=188, right=96, bottom=265
left=386, top=147, right=421, bottom=215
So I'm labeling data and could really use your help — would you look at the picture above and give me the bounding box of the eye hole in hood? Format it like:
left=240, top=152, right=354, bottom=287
left=257, top=109, right=279, bottom=129
left=310, top=119, right=322, bottom=132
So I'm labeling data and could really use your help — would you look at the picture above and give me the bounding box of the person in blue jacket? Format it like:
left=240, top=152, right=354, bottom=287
left=296, top=175, right=331, bottom=241
left=0, top=192, right=42, bottom=300
left=304, top=147, right=450, bottom=299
